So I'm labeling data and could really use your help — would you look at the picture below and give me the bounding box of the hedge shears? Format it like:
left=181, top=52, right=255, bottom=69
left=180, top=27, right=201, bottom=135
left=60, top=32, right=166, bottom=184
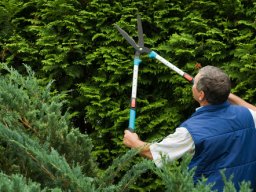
left=114, top=15, right=194, bottom=132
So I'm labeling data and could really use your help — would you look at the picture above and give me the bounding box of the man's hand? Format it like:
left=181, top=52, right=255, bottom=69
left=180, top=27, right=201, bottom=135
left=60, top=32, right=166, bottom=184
left=123, top=130, right=153, bottom=159
left=123, top=130, right=142, bottom=148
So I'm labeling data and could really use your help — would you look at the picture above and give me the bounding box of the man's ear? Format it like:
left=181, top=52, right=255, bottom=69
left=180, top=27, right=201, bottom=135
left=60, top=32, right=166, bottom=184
left=199, top=91, right=205, bottom=101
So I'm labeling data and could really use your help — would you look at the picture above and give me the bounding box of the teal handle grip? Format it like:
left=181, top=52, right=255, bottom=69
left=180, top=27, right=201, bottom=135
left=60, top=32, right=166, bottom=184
left=134, top=58, right=142, bottom=65
left=148, top=51, right=157, bottom=59
left=128, top=108, right=136, bottom=131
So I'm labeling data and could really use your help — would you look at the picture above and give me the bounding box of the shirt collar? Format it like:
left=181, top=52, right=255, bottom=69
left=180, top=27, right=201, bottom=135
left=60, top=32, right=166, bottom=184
left=193, top=101, right=230, bottom=115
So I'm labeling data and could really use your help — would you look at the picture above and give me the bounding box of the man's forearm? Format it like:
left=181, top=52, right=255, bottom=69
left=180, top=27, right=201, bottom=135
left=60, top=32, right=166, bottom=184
left=228, top=93, right=256, bottom=111
left=137, top=142, right=153, bottom=160
left=131, top=139, right=153, bottom=159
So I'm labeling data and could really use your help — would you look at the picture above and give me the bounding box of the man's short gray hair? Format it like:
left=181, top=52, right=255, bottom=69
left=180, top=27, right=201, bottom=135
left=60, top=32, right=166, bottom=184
left=196, top=66, right=231, bottom=104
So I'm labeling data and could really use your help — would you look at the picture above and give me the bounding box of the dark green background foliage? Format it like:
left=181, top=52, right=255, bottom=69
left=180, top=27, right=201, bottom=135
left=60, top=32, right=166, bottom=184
left=0, top=0, right=256, bottom=191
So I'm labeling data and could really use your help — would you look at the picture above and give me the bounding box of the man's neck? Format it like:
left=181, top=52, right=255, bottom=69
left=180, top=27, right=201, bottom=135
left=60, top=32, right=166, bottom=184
left=199, top=100, right=209, bottom=107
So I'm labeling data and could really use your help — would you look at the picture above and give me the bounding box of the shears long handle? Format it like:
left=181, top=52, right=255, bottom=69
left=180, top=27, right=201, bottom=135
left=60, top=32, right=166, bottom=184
left=149, top=51, right=194, bottom=84
left=128, top=57, right=141, bottom=132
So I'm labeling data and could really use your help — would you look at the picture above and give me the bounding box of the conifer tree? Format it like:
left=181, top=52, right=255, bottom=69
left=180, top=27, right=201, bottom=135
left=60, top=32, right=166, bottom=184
left=0, top=0, right=256, bottom=190
left=0, top=64, right=97, bottom=190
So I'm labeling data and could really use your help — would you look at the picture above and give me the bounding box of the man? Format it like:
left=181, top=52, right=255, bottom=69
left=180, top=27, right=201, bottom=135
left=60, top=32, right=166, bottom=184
left=123, top=65, right=256, bottom=191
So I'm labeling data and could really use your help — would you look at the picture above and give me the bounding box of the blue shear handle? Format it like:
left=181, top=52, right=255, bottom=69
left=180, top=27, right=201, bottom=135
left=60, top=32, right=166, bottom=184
left=128, top=108, right=136, bottom=132
left=134, top=58, right=141, bottom=65
left=148, top=51, right=157, bottom=59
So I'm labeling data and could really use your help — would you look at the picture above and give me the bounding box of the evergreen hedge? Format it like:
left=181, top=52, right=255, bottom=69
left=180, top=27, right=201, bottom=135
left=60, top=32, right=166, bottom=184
left=0, top=0, right=256, bottom=190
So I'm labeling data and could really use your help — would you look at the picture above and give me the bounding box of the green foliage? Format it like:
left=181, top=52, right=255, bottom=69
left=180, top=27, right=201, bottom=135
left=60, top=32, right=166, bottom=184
left=0, top=172, right=61, bottom=192
left=0, top=64, right=98, bottom=190
left=149, top=155, right=213, bottom=192
left=1, top=0, right=256, bottom=191
left=0, top=124, right=95, bottom=191
left=220, top=170, right=253, bottom=192
left=0, top=63, right=97, bottom=175
left=0, top=64, right=152, bottom=191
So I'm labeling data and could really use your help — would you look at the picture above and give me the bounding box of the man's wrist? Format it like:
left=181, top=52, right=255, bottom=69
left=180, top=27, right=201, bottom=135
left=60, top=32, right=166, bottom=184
left=131, top=140, right=146, bottom=149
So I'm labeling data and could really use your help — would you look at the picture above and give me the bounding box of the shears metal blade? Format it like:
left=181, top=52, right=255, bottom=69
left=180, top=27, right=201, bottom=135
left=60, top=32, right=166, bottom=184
left=114, top=16, right=151, bottom=55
